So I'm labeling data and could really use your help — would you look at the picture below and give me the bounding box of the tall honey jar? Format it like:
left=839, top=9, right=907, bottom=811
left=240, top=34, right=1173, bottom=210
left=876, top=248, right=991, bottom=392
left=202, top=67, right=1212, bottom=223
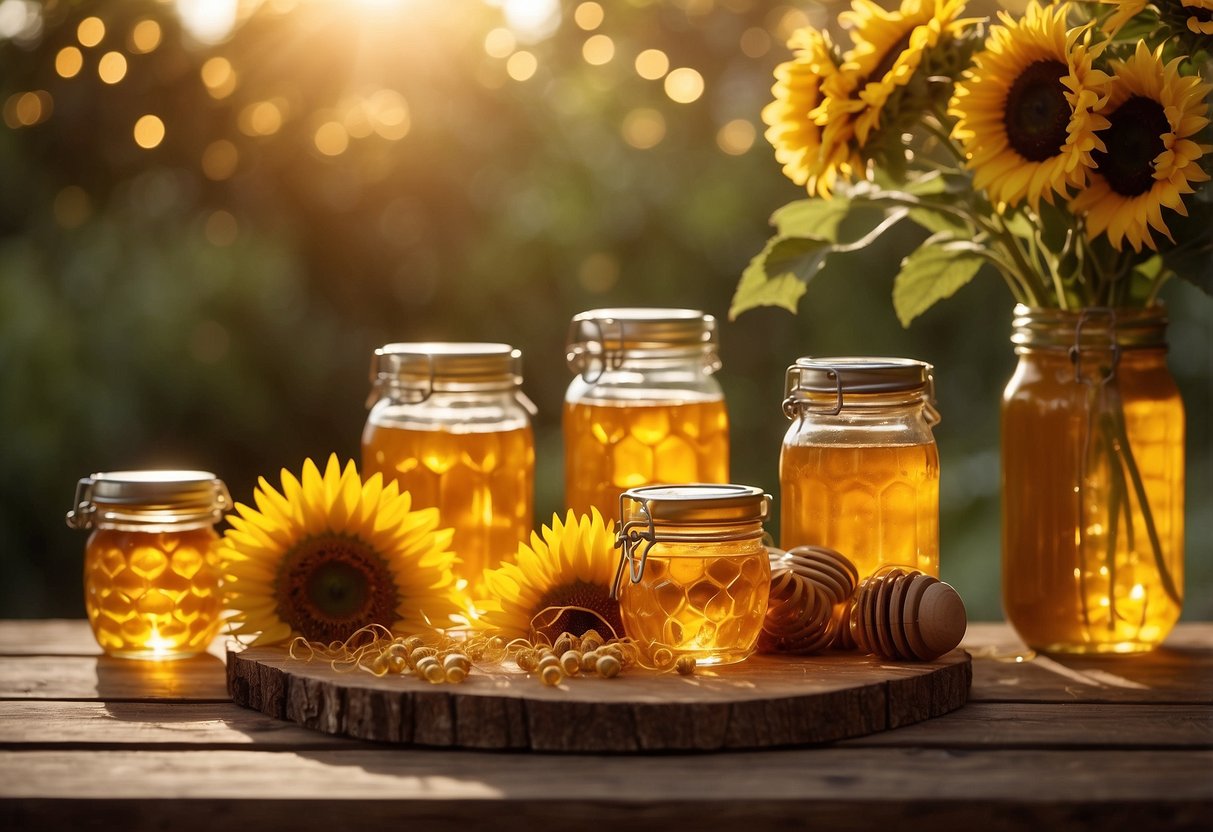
left=613, top=484, right=771, bottom=666
left=67, top=470, right=230, bottom=660
left=362, top=342, right=535, bottom=588
left=564, top=308, right=729, bottom=522
left=780, top=357, right=940, bottom=582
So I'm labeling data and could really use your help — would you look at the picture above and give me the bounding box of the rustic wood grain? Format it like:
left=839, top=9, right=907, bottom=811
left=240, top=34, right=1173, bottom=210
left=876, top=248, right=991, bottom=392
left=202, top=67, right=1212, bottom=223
left=1, top=748, right=1209, bottom=832
left=3, top=700, right=1207, bottom=751
left=0, top=655, right=230, bottom=701
left=227, top=645, right=972, bottom=751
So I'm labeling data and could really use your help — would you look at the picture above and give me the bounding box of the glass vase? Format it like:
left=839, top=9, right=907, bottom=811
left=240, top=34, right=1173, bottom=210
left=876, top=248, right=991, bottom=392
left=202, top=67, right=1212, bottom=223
left=1002, top=305, right=1184, bottom=654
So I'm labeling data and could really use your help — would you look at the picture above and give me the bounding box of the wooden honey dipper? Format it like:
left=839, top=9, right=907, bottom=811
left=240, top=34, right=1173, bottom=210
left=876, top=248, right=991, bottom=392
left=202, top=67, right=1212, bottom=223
left=849, top=566, right=967, bottom=661
left=759, top=545, right=859, bottom=655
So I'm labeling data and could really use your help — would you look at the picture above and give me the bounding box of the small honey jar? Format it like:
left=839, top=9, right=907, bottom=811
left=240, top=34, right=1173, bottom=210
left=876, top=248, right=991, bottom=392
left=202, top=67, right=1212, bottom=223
left=564, top=308, right=729, bottom=523
left=613, top=484, right=772, bottom=666
left=780, top=357, right=941, bottom=582
left=67, top=470, right=230, bottom=660
left=362, top=342, right=535, bottom=587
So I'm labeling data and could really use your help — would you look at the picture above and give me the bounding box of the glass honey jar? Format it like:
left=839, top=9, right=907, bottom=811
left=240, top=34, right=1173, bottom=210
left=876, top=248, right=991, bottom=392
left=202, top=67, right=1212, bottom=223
left=1003, top=306, right=1183, bottom=654
left=564, top=308, right=729, bottom=523
left=613, top=484, right=771, bottom=666
left=67, top=470, right=230, bottom=660
left=780, top=357, right=941, bottom=583
left=362, top=342, right=535, bottom=589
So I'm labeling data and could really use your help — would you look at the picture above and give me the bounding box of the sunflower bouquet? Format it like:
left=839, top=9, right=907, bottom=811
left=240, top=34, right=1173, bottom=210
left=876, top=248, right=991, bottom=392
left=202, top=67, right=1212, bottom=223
left=731, top=0, right=1212, bottom=325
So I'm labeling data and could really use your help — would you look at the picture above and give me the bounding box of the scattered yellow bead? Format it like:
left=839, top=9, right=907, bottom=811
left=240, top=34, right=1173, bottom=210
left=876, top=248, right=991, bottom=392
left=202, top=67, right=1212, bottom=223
left=516, top=649, right=538, bottom=671
left=445, top=665, right=468, bottom=684
left=560, top=650, right=582, bottom=676
left=388, top=655, right=407, bottom=674
left=596, top=654, right=621, bottom=678
left=675, top=656, right=696, bottom=675
left=541, top=665, right=563, bottom=686
left=580, top=650, right=599, bottom=673
left=652, top=647, right=674, bottom=668
left=553, top=635, right=574, bottom=656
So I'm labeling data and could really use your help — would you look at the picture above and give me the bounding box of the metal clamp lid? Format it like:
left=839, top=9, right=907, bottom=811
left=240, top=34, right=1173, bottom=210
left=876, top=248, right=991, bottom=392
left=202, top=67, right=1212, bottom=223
left=611, top=484, right=770, bottom=598
left=566, top=308, right=720, bottom=385
left=66, top=470, right=231, bottom=530
left=368, top=342, right=524, bottom=406
left=782, top=356, right=939, bottom=424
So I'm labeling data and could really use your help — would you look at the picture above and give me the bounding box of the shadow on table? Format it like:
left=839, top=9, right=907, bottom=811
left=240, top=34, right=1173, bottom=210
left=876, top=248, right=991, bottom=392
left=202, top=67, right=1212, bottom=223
left=94, top=652, right=229, bottom=701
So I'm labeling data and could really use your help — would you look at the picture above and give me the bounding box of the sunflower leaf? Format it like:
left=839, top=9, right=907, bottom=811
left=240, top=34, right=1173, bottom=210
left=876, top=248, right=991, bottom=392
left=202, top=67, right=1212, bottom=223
left=728, top=236, right=818, bottom=319
left=893, top=236, right=987, bottom=327
left=771, top=197, right=853, bottom=241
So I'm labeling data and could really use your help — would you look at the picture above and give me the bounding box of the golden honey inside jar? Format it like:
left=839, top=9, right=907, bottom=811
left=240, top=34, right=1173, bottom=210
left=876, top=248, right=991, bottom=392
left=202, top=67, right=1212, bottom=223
left=780, top=357, right=941, bottom=582
left=614, top=484, right=771, bottom=666
left=67, top=471, right=230, bottom=660
left=564, top=308, right=729, bottom=523
left=362, top=342, right=535, bottom=589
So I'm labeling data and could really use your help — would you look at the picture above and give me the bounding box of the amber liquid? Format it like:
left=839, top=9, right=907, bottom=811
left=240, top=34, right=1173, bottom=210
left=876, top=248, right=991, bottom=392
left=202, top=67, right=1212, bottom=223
left=780, top=443, right=940, bottom=581
left=1003, top=351, right=1183, bottom=653
left=84, top=527, right=222, bottom=659
left=619, top=546, right=770, bottom=665
left=564, top=399, right=729, bottom=521
left=362, top=423, right=534, bottom=586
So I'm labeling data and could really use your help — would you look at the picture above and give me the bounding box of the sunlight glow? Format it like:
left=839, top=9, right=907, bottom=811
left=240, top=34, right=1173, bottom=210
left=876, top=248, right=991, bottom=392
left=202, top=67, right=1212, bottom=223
left=201, top=57, right=237, bottom=99
left=502, top=0, right=560, bottom=42
left=506, top=50, right=538, bottom=81
left=622, top=107, right=665, bottom=149
left=582, top=34, right=614, bottom=66
left=176, top=0, right=239, bottom=44
left=634, top=48, right=669, bottom=80
left=314, top=121, right=349, bottom=156
left=573, top=1, right=604, bottom=30
left=484, top=27, right=516, bottom=58
left=664, top=67, right=704, bottom=104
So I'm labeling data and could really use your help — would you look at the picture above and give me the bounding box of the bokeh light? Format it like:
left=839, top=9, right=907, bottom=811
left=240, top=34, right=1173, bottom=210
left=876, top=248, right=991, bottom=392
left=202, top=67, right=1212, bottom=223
left=55, top=46, right=83, bottom=78
left=314, top=121, right=349, bottom=156
left=97, top=51, right=128, bottom=85
left=200, top=57, right=238, bottom=98
left=578, top=252, right=619, bottom=293
left=133, top=114, right=165, bottom=149
left=238, top=100, right=285, bottom=137
left=129, top=19, right=162, bottom=54
left=582, top=34, right=614, bottom=66
left=573, top=1, right=604, bottom=30
left=664, top=67, right=704, bottom=103
left=201, top=139, right=239, bottom=180
left=716, top=118, right=756, bottom=155
left=484, top=27, right=516, bottom=58
left=205, top=210, right=239, bottom=247
left=77, top=16, right=104, bottom=48
left=2, top=90, right=51, bottom=128
left=52, top=186, right=91, bottom=229
left=634, top=48, right=669, bottom=80
left=621, top=107, right=665, bottom=149
left=506, top=50, right=538, bottom=81
left=739, top=26, right=770, bottom=58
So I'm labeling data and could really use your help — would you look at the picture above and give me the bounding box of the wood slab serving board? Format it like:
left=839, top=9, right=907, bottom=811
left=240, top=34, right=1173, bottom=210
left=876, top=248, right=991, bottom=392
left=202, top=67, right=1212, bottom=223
left=228, top=646, right=971, bottom=752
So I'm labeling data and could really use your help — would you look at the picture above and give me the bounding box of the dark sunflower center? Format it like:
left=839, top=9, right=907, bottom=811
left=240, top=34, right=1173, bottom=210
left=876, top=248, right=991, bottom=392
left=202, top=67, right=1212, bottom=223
left=531, top=580, right=625, bottom=642
left=1003, top=59, right=1070, bottom=162
left=275, top=534, right=399, bottom=644
left=1091, top=95, right=1169, bottom=197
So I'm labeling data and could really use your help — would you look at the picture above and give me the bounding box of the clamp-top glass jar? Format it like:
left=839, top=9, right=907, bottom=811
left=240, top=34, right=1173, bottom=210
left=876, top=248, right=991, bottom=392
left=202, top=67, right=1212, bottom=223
left=564, top=308, right=729, bottom=522
left=613, top=484, right=771, bottom=666
left=780, top=357, right=941, bottom=582
left=67, top=470, right=230, bottom=660
left=362, top=342, right=535, bottom=587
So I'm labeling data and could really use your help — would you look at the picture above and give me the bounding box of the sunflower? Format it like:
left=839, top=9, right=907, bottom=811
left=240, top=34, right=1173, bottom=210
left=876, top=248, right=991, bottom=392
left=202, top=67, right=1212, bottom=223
left=823, top=0, right=971, bottom=147
left=1096, top=0, right=1148, bottom=33
left=1179, top=0, right=1213, bottom=33
left=1070, top=41, right=1212, bottom=252
left=949, top=1, right=1110, bottom=209
left=762, top=27, right=854, bottom=197
left=1099, top=0, right=1213, bottom=35
left=221, top=455, right=462, bottom=646
left=474, top=509, right=624, bottom=643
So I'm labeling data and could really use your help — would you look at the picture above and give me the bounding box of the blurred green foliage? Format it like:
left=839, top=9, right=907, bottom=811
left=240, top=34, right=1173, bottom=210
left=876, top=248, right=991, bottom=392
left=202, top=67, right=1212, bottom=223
left=0, top=0, right=1209, bottom=622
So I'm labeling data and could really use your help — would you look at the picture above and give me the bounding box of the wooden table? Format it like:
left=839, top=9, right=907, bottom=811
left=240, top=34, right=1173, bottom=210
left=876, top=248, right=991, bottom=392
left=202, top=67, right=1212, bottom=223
left=1, top=621, right=1209, bottom=831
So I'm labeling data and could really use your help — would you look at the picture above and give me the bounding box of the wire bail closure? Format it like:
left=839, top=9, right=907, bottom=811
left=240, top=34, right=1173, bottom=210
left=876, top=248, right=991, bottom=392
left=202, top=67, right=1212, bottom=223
left=783, top=364, right=843, bottom=419
left=1070, top=307, right=1121, bottom=386
left=611, top=492, right=656, bottom=599
left=566, top=315, right=625, bottom=386
left=367, top=351, right=436, bottom=407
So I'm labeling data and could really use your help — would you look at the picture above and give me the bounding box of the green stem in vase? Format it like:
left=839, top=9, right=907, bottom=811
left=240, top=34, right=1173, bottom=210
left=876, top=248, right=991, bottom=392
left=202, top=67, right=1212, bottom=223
left=1103, top=382, right=1182, bottom=607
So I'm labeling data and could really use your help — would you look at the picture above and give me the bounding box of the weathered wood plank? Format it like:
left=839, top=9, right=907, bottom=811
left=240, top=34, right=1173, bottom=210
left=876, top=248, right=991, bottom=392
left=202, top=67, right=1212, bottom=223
left=3, top=700, right=1207, bottom=751
left=228, top=645, right=971, bottom=751
left=843, top=702, right=1213, bottom=749
left=0, top=655, right=230, bottom=701
left=0, top=620, right=100, bottom=656
left=0, top=749, right=1208, bottom=828
left=0, top=702, right=362, bottom=749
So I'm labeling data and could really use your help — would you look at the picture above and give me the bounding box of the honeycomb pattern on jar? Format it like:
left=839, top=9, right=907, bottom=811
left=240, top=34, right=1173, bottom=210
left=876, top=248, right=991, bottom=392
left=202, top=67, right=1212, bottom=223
left=362, top=423, right=534, bottom=585
left=84, top=528, right=222, bottom=657
left=620, top=550, right=770, bottom=665
left=564, top=399, right=729, bottom=521
left=781, top=442, right=939, bottom=581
